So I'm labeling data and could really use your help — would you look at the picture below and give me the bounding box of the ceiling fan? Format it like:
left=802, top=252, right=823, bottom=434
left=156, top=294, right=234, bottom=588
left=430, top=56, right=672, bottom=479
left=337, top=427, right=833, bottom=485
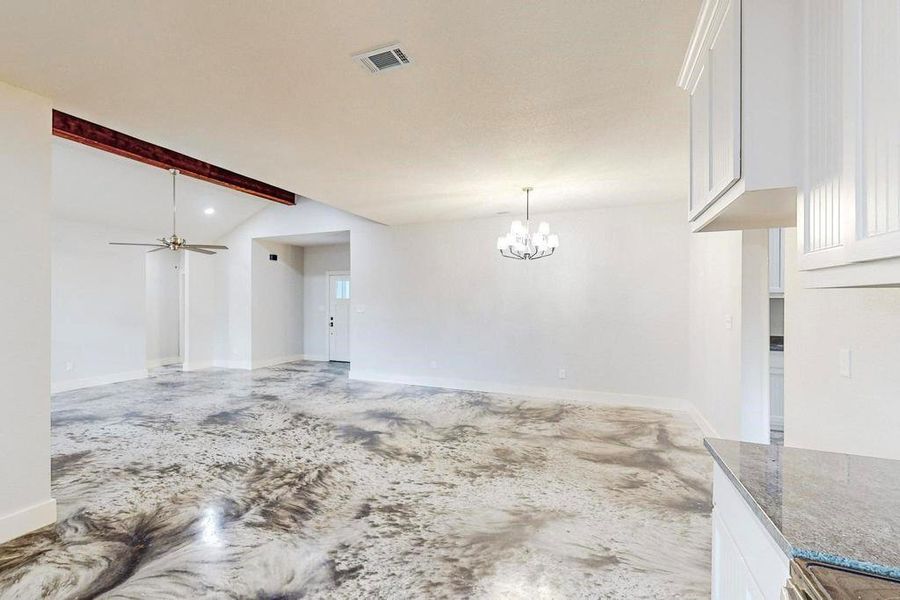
left=109, top=169, right=228, bottom=255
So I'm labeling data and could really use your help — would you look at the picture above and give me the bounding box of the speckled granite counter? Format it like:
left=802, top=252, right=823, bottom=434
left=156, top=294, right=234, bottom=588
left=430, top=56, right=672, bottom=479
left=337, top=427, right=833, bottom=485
left=705, top=438, right=900, bottom=580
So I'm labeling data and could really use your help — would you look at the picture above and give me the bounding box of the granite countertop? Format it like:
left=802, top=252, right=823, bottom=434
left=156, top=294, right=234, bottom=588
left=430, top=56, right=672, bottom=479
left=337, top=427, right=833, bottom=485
left=706, top=438, right=900, bottom=580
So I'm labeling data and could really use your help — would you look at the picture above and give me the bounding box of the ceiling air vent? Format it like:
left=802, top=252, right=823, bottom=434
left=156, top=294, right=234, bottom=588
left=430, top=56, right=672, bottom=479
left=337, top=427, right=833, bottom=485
left=353, top=44, right=412, bottom=73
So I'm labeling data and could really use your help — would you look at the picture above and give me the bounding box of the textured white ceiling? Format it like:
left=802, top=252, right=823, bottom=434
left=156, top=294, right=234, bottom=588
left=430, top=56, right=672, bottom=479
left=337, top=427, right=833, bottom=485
left=2, top=0, right=697, bottom=225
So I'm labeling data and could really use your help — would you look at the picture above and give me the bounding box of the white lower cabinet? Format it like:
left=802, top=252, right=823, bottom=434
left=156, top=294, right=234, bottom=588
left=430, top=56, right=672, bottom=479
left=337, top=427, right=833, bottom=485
left=712, top=464, right=790, bottom=600
left=768, top=228, right=784, bottom=296
left=769, top=351, right=784, bottom=432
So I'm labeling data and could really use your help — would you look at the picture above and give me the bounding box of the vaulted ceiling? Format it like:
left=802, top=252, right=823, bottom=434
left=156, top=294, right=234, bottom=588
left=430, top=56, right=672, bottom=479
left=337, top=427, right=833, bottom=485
left=53, top=139, right=269, bottom=241
left=0, top=0, right=697, bottom=224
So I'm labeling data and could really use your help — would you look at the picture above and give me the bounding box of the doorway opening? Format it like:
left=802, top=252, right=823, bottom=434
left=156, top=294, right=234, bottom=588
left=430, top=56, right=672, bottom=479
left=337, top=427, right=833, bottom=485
left=250, top=230, right=351, bottom=368
left=327, top=271, right=351, bottom=363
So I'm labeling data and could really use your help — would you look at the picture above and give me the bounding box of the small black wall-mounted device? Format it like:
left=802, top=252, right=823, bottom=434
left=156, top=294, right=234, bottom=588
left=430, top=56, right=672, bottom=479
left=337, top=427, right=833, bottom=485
left=269, top=254, right=278, bottom=261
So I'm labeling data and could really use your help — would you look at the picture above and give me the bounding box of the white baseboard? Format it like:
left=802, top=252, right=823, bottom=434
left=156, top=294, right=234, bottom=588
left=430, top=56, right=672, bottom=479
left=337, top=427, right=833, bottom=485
left=182, top=360, right=217, bottom=371
left=350, top=369, right=721, bottom=439
left=185, top=355, right=321, bottom=371
left=250, top=354, right=305, bottom=369
left=687, top=404, right=720, bottom=438
left=51, top=369, right=148, bottom=394
left=0, top=498, right=56, bottom=545
left=349, top=369, right=688, bottom=410
left=301, top=354, right=329, bottom=362
left=146, top=356, right=181, bottom=369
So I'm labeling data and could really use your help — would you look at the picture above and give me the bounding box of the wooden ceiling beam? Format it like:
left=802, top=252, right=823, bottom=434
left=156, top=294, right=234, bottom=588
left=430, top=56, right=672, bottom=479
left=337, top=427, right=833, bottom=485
left=51, top=110, right=296, bottom=205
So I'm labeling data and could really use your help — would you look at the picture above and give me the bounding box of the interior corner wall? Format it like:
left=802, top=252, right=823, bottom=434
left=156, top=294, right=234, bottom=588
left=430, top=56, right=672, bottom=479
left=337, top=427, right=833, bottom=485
left=302, top=243, right=351, bottom=361
left=250, top=240, right=304, bottom=368
left=0, top=81, right=56, bottom=544
left=784, top=228, right=900, bottom=460
left=183, top=249, right=219, bottom=370
left=146, top=250, right=182, bottom=368
left=210, top=198, right=373, bottom=369
left=51, top=220, right=149, bottom=391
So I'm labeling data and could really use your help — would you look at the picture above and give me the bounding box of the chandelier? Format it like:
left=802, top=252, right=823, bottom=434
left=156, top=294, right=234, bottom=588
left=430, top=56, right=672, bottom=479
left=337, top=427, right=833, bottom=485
left=496, top=187, right=559, bottom=260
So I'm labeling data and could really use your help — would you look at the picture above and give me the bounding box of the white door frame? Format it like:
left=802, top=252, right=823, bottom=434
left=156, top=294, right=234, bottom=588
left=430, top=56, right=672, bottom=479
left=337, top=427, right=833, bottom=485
left=326, top=270, right=351, bottom=362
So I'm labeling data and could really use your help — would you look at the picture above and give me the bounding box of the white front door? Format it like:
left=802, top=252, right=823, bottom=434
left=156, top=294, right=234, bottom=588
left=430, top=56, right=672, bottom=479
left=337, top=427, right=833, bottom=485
left=328, top=272, right=350, bottom=362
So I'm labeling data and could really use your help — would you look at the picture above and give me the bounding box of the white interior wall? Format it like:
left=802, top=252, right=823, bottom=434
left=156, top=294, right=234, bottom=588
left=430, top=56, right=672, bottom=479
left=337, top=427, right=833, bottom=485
left=687, top=228, right=769, bottom=441
left=50, top=220, right=148, bottom=392
left=784, top=228, right=900, bottom=460
left=145, top=250, right=182, bottom=367
left=0, top=81, right=55, bottom=544
left=350, top=203, right=691, bottom=401
left=689, top=231, right=744, bottom=439
left=250, top=240, right=304, bottom=368
left=207, top=199, right=692, bottom=406
left=183, top=250, right=219, bottom=371
left=302, top=243, right=351, bottom=361
left=739, top=229, right=770, bottom=444
left=212, top=199, right=376, bottom=367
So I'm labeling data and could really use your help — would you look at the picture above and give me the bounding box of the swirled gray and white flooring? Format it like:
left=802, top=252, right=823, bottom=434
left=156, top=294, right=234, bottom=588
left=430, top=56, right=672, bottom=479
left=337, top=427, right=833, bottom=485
left=0, top=361, right=711, bottom=599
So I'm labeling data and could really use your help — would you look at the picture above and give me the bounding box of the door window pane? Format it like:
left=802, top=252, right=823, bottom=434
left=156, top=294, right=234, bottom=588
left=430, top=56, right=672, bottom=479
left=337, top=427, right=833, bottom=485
left=334, top=279, right=350, bottom=300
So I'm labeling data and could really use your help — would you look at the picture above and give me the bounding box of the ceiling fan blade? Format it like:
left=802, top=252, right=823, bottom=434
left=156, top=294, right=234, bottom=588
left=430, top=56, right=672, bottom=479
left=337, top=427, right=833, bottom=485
left=184, top=247, right=216, bottom=255
left=183, top=244, right=228, bottom=250
left=147, top=247, right=168, bottom=253
left=109, top=242, right=168, bottom=247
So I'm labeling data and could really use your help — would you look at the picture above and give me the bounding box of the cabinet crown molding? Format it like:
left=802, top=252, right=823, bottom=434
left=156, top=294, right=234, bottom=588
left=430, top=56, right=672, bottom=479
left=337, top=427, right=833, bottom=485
left=677, top=0, right=723, bottom=90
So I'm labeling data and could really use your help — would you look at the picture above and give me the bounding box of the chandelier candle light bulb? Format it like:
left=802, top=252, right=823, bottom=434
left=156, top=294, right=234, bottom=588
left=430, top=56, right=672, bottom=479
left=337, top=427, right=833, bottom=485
left=496, top=187, right=558, bottom=260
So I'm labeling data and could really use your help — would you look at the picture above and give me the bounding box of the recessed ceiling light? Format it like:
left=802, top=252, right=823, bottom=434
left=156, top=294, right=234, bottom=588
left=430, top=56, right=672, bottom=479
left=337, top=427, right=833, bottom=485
left=204, top=207, right=215, bottom=215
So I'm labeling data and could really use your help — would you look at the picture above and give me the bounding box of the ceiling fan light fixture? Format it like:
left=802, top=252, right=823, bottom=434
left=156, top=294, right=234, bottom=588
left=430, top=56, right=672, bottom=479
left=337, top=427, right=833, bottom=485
left=109, top=169, right=229, bottom=255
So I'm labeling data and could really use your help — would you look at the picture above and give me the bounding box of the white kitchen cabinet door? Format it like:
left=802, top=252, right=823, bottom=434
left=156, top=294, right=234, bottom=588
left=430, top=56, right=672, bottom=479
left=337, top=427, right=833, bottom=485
left=712, top=465, right=790, bottom=600
left=769, top=351, right=784, bottom=432
left=768, top=228, right=784, bottom=295
left=690, top=63, right=712, bottom=218
left=798, top=0, right=849, bottom=271
left=681, top=0, right=799, bottom=232
left=799, top=0, right=900, bottom=284
left=713, top=511, right=766, bottom=600
left=850, top=0, right=900, bottom=263
left=687, top=0, right=742, bottom=221
left=707, top=0, right=741, bottom=202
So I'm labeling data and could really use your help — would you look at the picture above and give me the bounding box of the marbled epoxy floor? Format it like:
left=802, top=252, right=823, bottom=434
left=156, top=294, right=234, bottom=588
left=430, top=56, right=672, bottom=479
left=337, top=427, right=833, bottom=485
left=0, top=362, right=711, bottom=599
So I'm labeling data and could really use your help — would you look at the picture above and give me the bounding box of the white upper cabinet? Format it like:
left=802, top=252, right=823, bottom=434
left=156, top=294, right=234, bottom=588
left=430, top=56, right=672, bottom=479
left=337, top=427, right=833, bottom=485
left=856, top=0, right=900, bottom=261
left=798, top=0, right=900, bottom=286
left=768, top=228, right=784, bottom=296
left=679, top=0, right=801, bottom=233
left=707, top=0, right=741, bottom=203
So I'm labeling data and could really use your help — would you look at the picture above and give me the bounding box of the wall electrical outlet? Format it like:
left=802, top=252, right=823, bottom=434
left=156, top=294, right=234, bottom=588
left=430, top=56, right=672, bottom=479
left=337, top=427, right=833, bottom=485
left=429, top=360, right=438, bottom=369
left=558, top=368, right=567, bottom=379
left=724, top=315, right=733, bottom=330
left=65, top=361, right=74, bottom=372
